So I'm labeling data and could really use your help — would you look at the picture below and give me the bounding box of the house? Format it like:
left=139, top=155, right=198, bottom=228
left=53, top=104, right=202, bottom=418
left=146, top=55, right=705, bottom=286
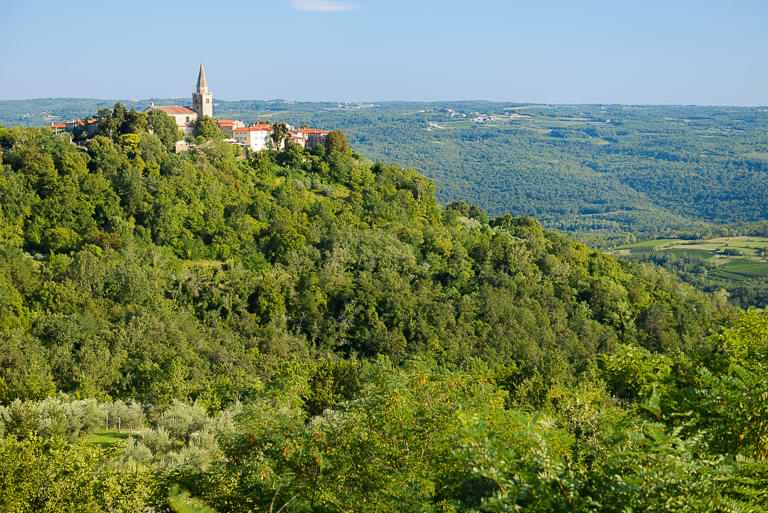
left=285, top=128, right=330, bottom=151
left=301, top=128, right=330, bottom=151
left=288, top=129, right=308, bottom=148
left=233, top=124, right=274, bottom=151
left=234, top=126, right=330, bottom=153
left=50, top=118, right=99, bottom=138
left=216, top=119, right=245, bottom=138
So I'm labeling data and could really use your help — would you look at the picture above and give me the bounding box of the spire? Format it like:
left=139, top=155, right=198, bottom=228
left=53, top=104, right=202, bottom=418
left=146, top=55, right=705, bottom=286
left=193, top=62, right=213, bottom=118
left=197, top=63, right=208, bottom=93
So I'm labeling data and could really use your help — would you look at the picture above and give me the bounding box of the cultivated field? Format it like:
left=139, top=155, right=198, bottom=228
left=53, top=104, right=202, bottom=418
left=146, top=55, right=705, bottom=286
left=615, top=236, right=768, bottom=280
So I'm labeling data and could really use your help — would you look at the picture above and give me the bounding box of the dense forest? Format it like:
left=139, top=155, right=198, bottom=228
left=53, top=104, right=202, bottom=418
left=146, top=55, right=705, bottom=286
left=10, top=98, right=764, bottom=306
left=0, top=109, right=767, bottom=511
left=3, top=99, right=767, bottom=245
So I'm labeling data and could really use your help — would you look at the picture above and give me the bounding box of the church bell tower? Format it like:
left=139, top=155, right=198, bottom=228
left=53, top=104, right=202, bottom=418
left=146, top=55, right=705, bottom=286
left=192, top=63, right=213, bottom=118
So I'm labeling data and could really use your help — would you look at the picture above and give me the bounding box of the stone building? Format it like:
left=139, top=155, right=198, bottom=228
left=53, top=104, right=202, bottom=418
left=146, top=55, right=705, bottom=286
left=148, top=105, right=198, bottom=134
left=146, top=63, right=213, bottom=134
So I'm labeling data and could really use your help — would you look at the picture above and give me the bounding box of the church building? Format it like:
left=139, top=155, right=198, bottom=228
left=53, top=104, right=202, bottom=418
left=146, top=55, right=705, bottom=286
left=147, top=63, right=213, bottom=134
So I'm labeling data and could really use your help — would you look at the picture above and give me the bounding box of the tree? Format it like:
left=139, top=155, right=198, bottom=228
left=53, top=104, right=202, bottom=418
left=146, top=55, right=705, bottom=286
left=193, top=117, right=224, bottom=141
left=96, top=108, right=119, bottom=139
left=148, top=110, right=181, bottom=150
left=0, top=435, right=153, bottom=512
left=324, top=130, right=350, bottom=155
left=270, top=123, right=289, bottom=151
left=120, top=109, right=148, bottom=135
left=106, top=103, right=128, bottom=139
left=276, top=141, right=305, bottom=168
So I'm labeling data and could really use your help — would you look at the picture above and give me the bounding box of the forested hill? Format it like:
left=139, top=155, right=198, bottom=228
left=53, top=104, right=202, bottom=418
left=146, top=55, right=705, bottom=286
left=0, top=122, right=730, bottom=397
left=4, top=99, right=768, bottom=244
left=1, top=120, right=767, bottom=512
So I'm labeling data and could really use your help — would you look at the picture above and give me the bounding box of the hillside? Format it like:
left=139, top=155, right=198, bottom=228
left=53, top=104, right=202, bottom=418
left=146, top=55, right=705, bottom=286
left=3, top=99, right=768, bottom=245
left=0, top=120, right=767, bottom=511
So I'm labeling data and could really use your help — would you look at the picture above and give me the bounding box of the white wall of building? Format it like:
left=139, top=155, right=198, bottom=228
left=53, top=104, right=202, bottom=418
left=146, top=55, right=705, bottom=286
left=233, top=129, right=272, bottom=151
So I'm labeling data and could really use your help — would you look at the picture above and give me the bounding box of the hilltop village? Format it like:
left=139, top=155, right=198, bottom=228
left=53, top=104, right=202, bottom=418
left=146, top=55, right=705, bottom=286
left=51, top=64, right=331, bottom=153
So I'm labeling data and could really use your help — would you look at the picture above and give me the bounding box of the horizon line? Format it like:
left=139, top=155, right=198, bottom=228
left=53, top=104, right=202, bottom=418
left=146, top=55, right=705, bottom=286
left=1, top=96, right=766, bottom=109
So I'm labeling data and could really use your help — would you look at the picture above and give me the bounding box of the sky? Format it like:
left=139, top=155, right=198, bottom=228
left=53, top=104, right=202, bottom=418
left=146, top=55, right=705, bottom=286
left=1, top=0, right=766, bottom=105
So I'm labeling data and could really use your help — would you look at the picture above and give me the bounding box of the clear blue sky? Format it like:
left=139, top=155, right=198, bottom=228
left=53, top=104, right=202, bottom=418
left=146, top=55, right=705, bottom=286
left=1, top=0, right=766, bottom=105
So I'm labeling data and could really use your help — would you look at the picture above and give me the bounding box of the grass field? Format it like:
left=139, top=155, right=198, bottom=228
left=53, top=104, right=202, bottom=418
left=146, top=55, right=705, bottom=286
left=616, top=238, right=680, bottom=250
left=82, top=430, right=131, bottom=448
left=615, top=236, right=768, bottom=281
left=711, top=259, right=768, bottom=280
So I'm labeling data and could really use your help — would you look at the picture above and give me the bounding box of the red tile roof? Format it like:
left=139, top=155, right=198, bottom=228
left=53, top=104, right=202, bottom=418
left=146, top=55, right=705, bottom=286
left=300, top=128, right=331, bottom=135
left=51, top=123, right=66, bottom=129
left=153, top=105, right=197, bottom=115
left=216, top=119, right=239, bottom=127
left=234, top=123, right=273, bottom=133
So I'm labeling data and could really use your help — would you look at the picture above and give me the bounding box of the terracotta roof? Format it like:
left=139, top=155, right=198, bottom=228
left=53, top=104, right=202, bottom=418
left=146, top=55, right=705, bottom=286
left=153, top=105, right=197, bottom=115
left=300, top=128, right=331, bottom=135
left=234, top=124, right=273, bottom=133
left=216, top=119, right=239, bottom=127
left=51, top=123, right=66, bottom=129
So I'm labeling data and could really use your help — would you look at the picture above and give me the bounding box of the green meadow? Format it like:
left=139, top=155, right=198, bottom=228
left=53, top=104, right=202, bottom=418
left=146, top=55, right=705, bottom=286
left=616, top=236, right=768, bottom=281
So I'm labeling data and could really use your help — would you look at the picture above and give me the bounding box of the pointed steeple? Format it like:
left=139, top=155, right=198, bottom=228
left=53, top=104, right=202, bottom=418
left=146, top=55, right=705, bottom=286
left=197, top=63, right=208, bottom=93
left=193, top=63, right=213, bottom=118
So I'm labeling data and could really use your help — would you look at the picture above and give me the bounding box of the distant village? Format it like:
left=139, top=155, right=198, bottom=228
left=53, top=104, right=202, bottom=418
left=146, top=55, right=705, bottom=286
left=51, top=64, right=331, bottom=154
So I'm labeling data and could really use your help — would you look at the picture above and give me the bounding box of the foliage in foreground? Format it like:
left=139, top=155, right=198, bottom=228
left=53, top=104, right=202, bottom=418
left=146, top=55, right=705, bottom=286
left=2, top=331, right=767, bottom=512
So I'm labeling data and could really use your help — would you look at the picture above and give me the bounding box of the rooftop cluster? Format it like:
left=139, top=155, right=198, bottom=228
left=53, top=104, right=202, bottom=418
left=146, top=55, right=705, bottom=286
left=51, top=64, right=332, bottom=153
